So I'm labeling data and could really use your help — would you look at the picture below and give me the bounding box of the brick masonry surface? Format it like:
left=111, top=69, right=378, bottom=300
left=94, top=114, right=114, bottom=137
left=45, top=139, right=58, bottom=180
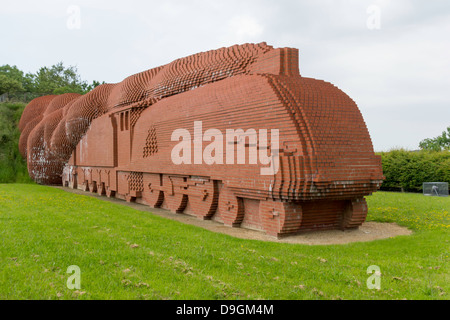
left=19, top=42, right=384, bottom=237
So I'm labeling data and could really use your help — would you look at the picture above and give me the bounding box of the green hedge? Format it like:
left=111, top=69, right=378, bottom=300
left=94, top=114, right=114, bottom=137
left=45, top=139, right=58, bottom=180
left=0, top=102, right=32, bottom=183
left=378, top=149, right=450, bottom=192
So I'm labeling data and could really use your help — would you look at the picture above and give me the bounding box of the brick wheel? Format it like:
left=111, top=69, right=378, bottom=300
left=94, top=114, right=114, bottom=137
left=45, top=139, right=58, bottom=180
left=190, top=180, right=218, bottom=220
left=163, top=175, right=188, bottom=213
left=97, top=182, right=106, bottom=195
left=165, top=193, right=188, bottom=213
left=106, top=187, right=115, bottom=198
left=260, top=200, right=303, bottom=237
left=81, top=180, right=89, bottom=191
left=143, top=173, right=164, bottom=208
left=219, top=186, right=244, bottom=227
left=341, top=198, right=368, bottom=230
left=88, top=181, right=97, bottom=193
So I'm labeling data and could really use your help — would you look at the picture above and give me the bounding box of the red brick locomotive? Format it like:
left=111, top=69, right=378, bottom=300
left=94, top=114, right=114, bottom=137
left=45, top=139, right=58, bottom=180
left=19, top=43, right=383, bottom=237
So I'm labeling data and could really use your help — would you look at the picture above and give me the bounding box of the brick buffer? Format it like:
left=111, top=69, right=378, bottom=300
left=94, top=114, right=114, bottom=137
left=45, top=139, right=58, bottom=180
left=19, top=42, right=384, bottom=237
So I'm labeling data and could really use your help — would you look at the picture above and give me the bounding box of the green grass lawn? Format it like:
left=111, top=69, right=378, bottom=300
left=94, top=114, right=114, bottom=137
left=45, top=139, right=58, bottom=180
left=0, top=184, right=448, bottom=300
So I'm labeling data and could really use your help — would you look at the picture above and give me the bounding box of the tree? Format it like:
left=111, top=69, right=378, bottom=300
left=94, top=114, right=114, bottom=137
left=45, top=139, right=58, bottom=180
left=22, top=73, right=36, bottom=93
left=0, top=65, right=25, bottom=95
left=83, top=80, right=104, bottom=93
left=0, top=75, right=23, bottom=95
left=33, top=62, right=86, bottom=95
left=419, top=126, right=450, bottom=151
left=0, top=65, right=25, bottom=84
left=0, top=62, right=103, bottom=100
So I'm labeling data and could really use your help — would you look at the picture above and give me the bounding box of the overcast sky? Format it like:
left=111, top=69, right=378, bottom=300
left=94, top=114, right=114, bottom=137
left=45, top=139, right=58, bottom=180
left=1, top=0, right=449, bottom=151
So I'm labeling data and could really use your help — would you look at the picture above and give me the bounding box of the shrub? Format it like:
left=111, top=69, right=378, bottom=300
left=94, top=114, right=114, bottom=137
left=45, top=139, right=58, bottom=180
left=0, top=102, right=32, bottom=183
left=378, top=149, right=450, bottom=192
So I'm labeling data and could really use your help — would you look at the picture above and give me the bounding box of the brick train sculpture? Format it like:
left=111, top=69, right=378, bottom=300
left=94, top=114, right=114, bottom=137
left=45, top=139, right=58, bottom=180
left=19, top=42, right=383, bottom=237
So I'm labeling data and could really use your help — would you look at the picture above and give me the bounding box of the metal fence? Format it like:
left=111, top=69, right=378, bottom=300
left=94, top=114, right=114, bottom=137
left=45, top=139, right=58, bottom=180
left=0, top=92, right=50, bottom=103
left=0, top=93, right=7, bottom=103
left=423, top=182, right=449, bottom=197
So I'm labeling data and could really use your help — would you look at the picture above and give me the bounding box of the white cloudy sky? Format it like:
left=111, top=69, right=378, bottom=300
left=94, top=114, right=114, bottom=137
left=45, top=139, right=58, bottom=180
left=1, top=0, right=449, bottom=151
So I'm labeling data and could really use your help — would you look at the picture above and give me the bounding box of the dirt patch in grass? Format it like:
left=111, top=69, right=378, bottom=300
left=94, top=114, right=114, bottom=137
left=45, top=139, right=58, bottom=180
left=55, top=186, right=412, bottom=245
